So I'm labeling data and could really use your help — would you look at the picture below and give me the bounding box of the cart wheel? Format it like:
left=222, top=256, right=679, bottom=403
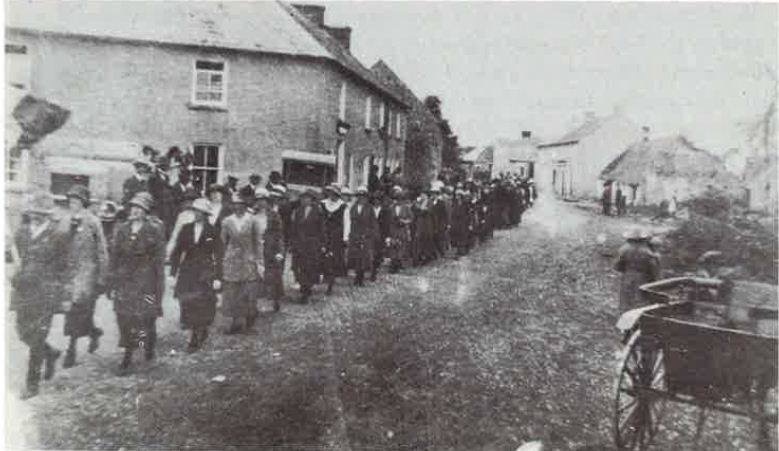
left=614, top=331, right=667, bottom=450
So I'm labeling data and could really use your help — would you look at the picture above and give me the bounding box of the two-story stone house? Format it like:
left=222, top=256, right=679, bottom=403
left=6, top=0, right=409, bottom=198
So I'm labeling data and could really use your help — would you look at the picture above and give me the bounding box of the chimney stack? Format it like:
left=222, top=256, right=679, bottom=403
left=325, top=26, right=352, bottom=50
left=521, top=131, right=532, bottom=139
left=292, top=4, right=325, bottom=27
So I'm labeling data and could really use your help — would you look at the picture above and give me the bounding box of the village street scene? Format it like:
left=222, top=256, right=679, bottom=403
left=3, top=1, right=778, bottom=450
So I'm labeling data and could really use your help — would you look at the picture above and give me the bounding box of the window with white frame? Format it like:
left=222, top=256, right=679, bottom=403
left=192, top=60, right=227, bottom=106
left=395, top=112, right=402, bottom=138
left=338, top=82, right=347, bottom=121
left=364, top=96, right=373, bottom=129
left=191, top=143, right=223, bottom=191
left=6, top=43, right=31, bottom=90
left=379, top=101, right=386, bottom=128
left=6, top=148, right=29, bottom=187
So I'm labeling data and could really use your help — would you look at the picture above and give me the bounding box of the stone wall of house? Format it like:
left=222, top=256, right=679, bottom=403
left=9, top=30, right=404, bottom=189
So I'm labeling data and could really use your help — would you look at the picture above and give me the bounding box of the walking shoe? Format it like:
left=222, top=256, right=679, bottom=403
left=118, top=352, right=133, bottom=376
left=273, top=300, right=280, bottom=312
left=44, top=348, right=61, bottom=380
left=62, top=348, right=76, bottom=369
left=88, top=328, right=103, bottom=354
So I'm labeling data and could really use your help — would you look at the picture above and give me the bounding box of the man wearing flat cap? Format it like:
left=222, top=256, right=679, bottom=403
left=59, top=185, right=109, bottom=368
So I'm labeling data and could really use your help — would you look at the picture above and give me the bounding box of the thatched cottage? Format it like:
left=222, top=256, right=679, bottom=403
left=600, top=135, right=740, bottom=206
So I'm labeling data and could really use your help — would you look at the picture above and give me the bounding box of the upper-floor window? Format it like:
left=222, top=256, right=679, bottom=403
left=192, top=60, right=227, bottom=107
left=6, top=43, right=31, bottom=90
left=338, top=82, right=347, bottom=121
left=365, top=96, right=373, bottom=129
left=379, top=101, right=386, bottom=128
left=395, top=112, right=401, bottom=138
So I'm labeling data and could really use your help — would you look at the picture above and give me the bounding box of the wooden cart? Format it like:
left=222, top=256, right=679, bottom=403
left=614, top=277, right=778, bottom=450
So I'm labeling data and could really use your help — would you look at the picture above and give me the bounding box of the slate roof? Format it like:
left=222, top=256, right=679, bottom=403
left=7, top=0, right=407, bottom=106
left=280, top=4, right=408, bottom=106
left=540, top=113, right=616, bottom=148
left=6, top=0, right=329, bottom=57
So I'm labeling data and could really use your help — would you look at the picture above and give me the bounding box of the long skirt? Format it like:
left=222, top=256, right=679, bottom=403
left=116, top=312, right=156, bottom=350
left=64, top=295, right=98, bottom=338
left=264, top=265, right=284, bottom=301
left=178, top=287, right=217, bottom=329
left=222, top=280, right=258, bottom=319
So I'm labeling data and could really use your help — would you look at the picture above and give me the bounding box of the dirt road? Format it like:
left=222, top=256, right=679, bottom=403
left=6, top=197, right=763, bottom=449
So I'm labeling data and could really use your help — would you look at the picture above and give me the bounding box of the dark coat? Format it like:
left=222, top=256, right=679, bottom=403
left=12, top=219, right=70, bottom=314
left=169, top=222, right=222, bottom=328
left=614, top=242, right=660, bottom=313
left=109, top=218, right=166, bottom=319
left=451, top=199, right=473, bottom=248
left=321, top=200, right=347, bottom=276
left=121, top=176, right=150, bottom=207
left=263, top=210, right=285, bottom=267
left=149, top=174, right=177, bottom=236
left=347, top=203, right=377, bottom=271
left=290, top=205, right=324, bottom=287
left=386, top=203, right=413, bottom=261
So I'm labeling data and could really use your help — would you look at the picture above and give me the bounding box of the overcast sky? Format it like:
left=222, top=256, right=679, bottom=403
left=317, top=1, right=777, bottom=151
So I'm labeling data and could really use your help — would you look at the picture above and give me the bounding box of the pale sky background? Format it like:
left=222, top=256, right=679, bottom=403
left=316, top=1, right=777, bottom=152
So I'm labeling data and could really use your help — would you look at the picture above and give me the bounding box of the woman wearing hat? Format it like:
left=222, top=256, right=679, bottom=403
left=220, top=191, right=264, bottom=333
left=107, top=192, right=166, bottom=373
left=11, top=192, right=70, bottom=398
left=169, top=198, right=222, bottom=351
left=207, top=183, right=231, bottom=235
left=451, top=189, right=473, bottom=257
left=290, top=189, right=324, bottom=302
left=59, top=185, right=110, bottom=368
left=386, top=187, right=413, bottom=273
left=346, top=187, right=377, bottom=286
left=614, top=228, right=660, bottom=313
left=321, top=183, right=348, bottom=294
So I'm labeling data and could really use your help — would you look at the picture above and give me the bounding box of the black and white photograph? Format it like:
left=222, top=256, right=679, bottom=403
left=3, top=1, right=778, bottom=449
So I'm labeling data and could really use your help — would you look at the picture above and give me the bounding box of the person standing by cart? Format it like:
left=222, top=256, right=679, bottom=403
left=108, top=192, right=166, bottom=374
left=11, top=192, right=70, bottom=398
left=60, top=185, right=110, bottom=368
left=168, top=198, right=222, bottom=352
left=614, top=228, right=660, bottom=313
left=220, top=192, right=264, bottom=333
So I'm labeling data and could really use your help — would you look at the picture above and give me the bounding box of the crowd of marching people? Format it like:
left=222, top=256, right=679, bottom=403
left=9, top=145, right=536, bottom=399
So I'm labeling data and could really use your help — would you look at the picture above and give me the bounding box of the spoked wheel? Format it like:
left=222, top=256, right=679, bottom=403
left=614, top=331, right=667, bottom=450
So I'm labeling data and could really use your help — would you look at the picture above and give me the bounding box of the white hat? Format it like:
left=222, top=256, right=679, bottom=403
left=189, top=198, right=211, bottom=214
left=254, top=187, right=270, bottom=199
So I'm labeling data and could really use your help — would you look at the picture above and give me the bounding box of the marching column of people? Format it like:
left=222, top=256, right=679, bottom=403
left=9, top=149, right=537, bottom=397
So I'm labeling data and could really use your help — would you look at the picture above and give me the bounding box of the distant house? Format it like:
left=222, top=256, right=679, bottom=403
left=5, top=1, right=409, bottom=198
left=537, top=112, right=641, bottom=199
left=371, top=60, right=442, bottom=187
left=490, top=131, right=539, bottom=179
left=460, top=146, right=491, bottom=179
left=599, top=135, right=740, bottom=205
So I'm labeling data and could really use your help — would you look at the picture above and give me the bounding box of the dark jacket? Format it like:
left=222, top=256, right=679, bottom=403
left=347, top=203, right=377, bottom=270
left=109, top=218, right=166, bottom=319
left=169, top=222, right=222, bottom=298
left=290, top=205, right=324, bottom=286
left=11, top=219, right=70, bottom=313
left=263, top=209, right=285, bottom=267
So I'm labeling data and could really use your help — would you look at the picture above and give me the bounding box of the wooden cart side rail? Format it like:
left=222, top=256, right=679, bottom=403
left=643, top=310, right=779, bottom=341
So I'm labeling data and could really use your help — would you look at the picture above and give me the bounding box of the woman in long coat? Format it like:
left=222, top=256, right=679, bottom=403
left=60, top=185, right=110, bottom=368
left=11, top=192, right=69, bottom=398
left=291, top=189, right=324, bottom=302
left=169, top=198, right=222, bottom=351
left=108, top=192, right=166, bottom=373
left=320, top=184, right=348, bottom=294
left=386, top=187, right=413, bottom=273
left=263, top=191, right=286, bottom=311
left=220, top=193, right=264, bottom=333
left=451, top=190, right=473, bottom=256
left=614, top=229, right=660, bottom=313
left=347, top=187, right=377, bottom=286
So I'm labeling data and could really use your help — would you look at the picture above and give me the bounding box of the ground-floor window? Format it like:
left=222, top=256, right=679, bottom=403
left=283, top=160, right=335, bottom=187
left=6, top=148, right=29, bottom=187
left=191, top=143, right=222, bottom=192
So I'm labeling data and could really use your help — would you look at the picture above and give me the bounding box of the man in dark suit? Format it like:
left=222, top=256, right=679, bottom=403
left=290, top=189, right=324, bottom=303
left=120, top=159, right=153, bottom=218
left=370, top=191, right=391, bottom=281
